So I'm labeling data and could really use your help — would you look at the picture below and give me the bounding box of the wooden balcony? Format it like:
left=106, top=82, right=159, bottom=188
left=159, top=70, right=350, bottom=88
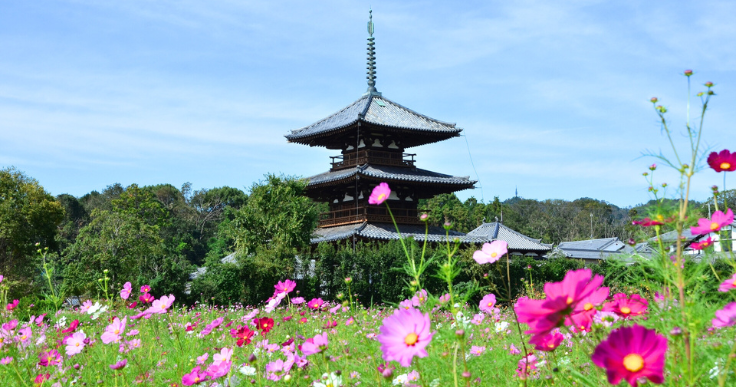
left=318, top=205, right=424, bottom=227
left=330, top=150, right=415, bottom=170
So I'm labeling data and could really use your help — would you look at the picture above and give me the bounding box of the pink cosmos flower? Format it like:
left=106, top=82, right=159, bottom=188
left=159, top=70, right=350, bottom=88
left=509, top=344, right=521, bottom=355
left=79, top=300, right=92, bottom=313
left=301, top=332, right=329, bottom=356
left=0, top=275, right=3, bottom=283
left=182, top=366, right=209, bottom=385
left=690, top=237, right=714, bottom=250
left=291, top=297, right=305, bottom=305
left=151, top=294, right=175, bottom=314
left=377, top=307, right=434, bottom=367
left=140, top=285, right=151, bottom=293
left=439, top=293, right=451, bottom=304
left=212, top=347, right=233, bottom=365
left=592, top=324, right=667, bottom=386
left=196, top=353, right=209, bottom=365
left=65, top=331, right=86, bottom=356
left=206, top=361, right=231, bottom=380
left=603, top=293, right=648, bottom=319
left=718, top=273, right=736, bottom=292
left=101, top=317, right=127, bottom=344
left=473, top=240, right=508, bottom=264
left=0, top=357, right=12, bottom=365
left=368, top=182, right=391, bottom=205
left=479, top=294, right=497, bottom=315
left=690, top=209, right=734, bottom=235
left=707, top=149, right=736, bottom=172
left=529, top=331, right=564, bottom=352
left=34, top=374, right=51, bottom=385
left=712, top=302, right=736, bottom=328
left=515, top=269, right=605, bottom=340
left=120, top=282, right=132, bottom=300
left=37, top=350, right=62, bottom=367
left=16, top=327, right=32, bottom=347
left=307, top=298, right=324, bottom=310
left=568, top=286, right=610, bottom=331
left=5, top=299, right=18, bottom=311
left=469, top=346, right=486, bottom=356
left=200, top=317, right=224, bottom=337
left=398, top=299, right=413, bottom=310
left=265, top=292, right=285, bottom=313
left=274, top=279, right=296, bottom=294
left=139, top=293, right=154, bottom=304
left=516, top=354, right=538, bottom=380
left=109, top=359, right=127, bottom=370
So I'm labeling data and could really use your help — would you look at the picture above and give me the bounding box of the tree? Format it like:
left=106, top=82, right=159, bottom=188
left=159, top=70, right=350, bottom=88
left=0, top=167, right=64, bottom=295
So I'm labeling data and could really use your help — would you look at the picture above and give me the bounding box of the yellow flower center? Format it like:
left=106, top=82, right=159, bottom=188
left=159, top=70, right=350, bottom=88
left=584, top=303, right=593, bottom=311
left=377, top=193, right=386, bottom=201
left=21, top=335, right=26, bottom=340
left=721, top=162, right=732, bottom=170
left=491, top=252, right=498, bottom=258
left=620, top=306, right=631, bottom=314
left=75, top=342, right=80, bottom=347
left=195, top=377, right=200, bottom=383
left=711, top=222, right=720, bottom=230
left=161, top=304, right=166, bottom=310
left=623, top=353, right=644, bottom=372
left=114, top=329, right=120, bottom=334
left=655, top=214, right=664, bottom=221
left=732, top=280, right=736, bottom=286
left=404, top=332, right=419, bottom=346
left=488, top=302, right=494, bottom=307
left=566, top=296, right=574, bottom=305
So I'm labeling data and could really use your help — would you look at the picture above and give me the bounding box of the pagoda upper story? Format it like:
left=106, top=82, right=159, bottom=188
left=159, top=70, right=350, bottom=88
left=285, top=10, right=475, bottom=233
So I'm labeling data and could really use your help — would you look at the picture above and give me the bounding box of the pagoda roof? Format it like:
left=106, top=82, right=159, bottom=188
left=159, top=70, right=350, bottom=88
left=310, top=221, right=487, bottom=244
left=285, top=94, right=462, bottom=147
left=467, top=222, right=552, bottom=252
left=306, top=164, right=475, bottom=189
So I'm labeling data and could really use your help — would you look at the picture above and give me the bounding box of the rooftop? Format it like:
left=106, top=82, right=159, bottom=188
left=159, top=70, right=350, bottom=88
left=466, top=222, right=552, bottom=252
left=306, top=164, right=475, bottom=189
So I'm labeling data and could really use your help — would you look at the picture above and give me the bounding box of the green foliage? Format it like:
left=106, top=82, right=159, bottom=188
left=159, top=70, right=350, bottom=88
left=0, top=167, right=65, bottom=298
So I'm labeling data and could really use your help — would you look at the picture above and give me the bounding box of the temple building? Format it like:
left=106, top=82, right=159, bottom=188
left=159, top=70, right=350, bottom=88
left=285, top=12, right=550, bottom=256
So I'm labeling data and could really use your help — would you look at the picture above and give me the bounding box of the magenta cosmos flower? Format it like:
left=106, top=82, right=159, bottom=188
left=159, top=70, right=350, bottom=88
left=707, top=149, right=736, bottom=172
left=603, top=293, right=648, bottom=319
left=120, top=282, right=132, bottom=300
left=690, top=208, right=734, bottom=235
left=690, top=237, right=714, bottom=250
left=307, top=298, right=324, bottom=310
left=368, top=182, right=391, bottom=205
left=473, top=240, right=508, bottom=264
left=712, top=302, right=736, bottom=328
left=515, top=269, right=605, bottom=340
left=182, top=366, right=209, bottom=385
left=301, top=332, right=329, bottom=356
left=718, top=273, right=736, bottom=292
left=274, top=279, right=296, bottom=294
left=479, top=294, right=497, bottom=315
left=377, top=307, right=434, bottom=367
left=592, top=324, right=667, bottom=387
left=37, top=350, right=62, bottom=367
left=529, top=331, right=564, bottom=352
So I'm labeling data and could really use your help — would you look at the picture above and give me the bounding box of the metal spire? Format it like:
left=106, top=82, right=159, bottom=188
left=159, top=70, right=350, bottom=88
left=365, top=8, right=381, bottom=96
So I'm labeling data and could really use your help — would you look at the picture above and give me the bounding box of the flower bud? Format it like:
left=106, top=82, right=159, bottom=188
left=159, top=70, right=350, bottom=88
left=462, top=371, right=472, bottom=379
left=684, top=69, right=693, bottom=76
left=455, top=329, right=465, bottom=338
left=104, top=269, right=109, bottom=274
left=642, top=172, right=648, bottom=177
left=248, top=353, right=257, bottom=363
left=661, top=183, right=667, bottom=188
left=649, top=164, right=657, bottom=171
left=705, top=81, right=713, bottom=87
left=650, top=97, right=658, bottom=103
left=283, top=375, right=292, bottom=382
left=419, top=213, right=429, bottom=221
left=344, top=277, right=352, bottom=284
left=670, top=327, right=682, bottom=336
left=697, top=92, right=704, bottom=97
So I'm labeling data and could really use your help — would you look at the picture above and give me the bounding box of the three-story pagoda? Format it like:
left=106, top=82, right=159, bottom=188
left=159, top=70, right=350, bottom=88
left=286, top=11, right=481, bottom=244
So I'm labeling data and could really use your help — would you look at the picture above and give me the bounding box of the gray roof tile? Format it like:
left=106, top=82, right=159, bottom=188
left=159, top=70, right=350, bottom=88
left=466, top=222, right=552, bottom=252
left=286, top=95, right=461, bottom=141
left=310, top=222, right=487, bottom=244
left=307, top=164, right=475, bottom=187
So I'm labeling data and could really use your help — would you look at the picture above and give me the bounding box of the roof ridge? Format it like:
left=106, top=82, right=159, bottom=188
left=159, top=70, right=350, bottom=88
left=289, top=95, right=370, bottom=135
left=373, top=95, right=457, bottom=127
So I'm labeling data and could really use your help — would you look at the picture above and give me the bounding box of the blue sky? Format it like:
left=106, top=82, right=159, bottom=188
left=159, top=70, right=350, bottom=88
left=1, top=0, right=734, bottom=207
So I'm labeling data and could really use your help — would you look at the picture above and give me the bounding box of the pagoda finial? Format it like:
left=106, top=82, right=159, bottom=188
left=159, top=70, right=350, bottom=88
left=365, top=8, right=381, bottom=96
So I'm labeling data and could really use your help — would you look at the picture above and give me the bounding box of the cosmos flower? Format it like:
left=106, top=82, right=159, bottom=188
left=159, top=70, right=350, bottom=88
left=109, top=359, right=127, bottom=370
left=690, top=237, right=714, bottom=250
left=65, top=331, right=86, bottom=356
left=5, top=300, right=18, bottom=311
left=469, top=346, right=486, bottom=356
left=712, top=302, right=736, bottom=328
left=301, top=332, right=329, bottom=356
left=707, top=149, right=736, bottom=172
left=307, top=298, right=324, bottom=310
left=690, top=209, right=734, bottom=235
left=255, top=317, right=275, bottom=333
left=603, top=294, right=648, bottom=319
left=592, top=325, right=667, bottom=386
left=479, top=294, right=497, bottom=315
left=473, top=241, right=508, bottom=264
left=182, top=366, right=209, bottom=385
left=101, top=317, right=126, bottom=344
left=139, top=293, right=154, bottom=304
left=213, top=347, right=233, bottom=366
left=274, top=279, right=297, bottom=294
left=37, top=350, right=62, bottom=367
left=291, top=297, right=305, bottom=305
left=719, top=273, right=736, bottom=292
left=377, top=307, right=434, bottom=367
left=529, top=331, right=564, bottom=352
left=61, top=319, right=79, bottom=334
left=516, top=354, right=538, bottom=380
left=230, top=325, right=255, bottom=347
left=140, top=285, right=151, bottom=293
left=120, top=282, right=132, bottom=300
left=368, top=182, right=391, bottom=205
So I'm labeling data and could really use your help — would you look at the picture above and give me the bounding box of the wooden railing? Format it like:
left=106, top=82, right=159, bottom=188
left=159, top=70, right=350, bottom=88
left=330, top=150, right=415, bottom=170
left=318, top=205, right=424, bottom=227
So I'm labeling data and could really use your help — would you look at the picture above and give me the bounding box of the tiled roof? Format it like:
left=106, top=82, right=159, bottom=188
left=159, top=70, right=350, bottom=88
left=558, top=237, right=624, bottom=252
left=310, top=222, right=487, bottom=244
left=466, top=222, right=552, bottom=252
left=285, top=95, right=461, bottom=141
left=553, top=237, right=650, bottom=260
left=307, top=164, right=475, bottom=187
